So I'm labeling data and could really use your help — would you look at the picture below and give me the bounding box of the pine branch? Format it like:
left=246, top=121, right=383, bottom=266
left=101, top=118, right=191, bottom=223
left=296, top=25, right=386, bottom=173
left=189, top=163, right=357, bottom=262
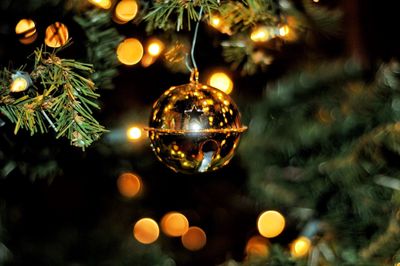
left=143, top=0, right=220, bottom=31
left=0, top=45, right=107, bottom=150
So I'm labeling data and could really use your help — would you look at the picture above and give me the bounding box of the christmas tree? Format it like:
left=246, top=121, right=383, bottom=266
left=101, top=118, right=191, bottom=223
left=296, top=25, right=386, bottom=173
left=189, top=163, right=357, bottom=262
left=1, top=0, right=400, bottom=265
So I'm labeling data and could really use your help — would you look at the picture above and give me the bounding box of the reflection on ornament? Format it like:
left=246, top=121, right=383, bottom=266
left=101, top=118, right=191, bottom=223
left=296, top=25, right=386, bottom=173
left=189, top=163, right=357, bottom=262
left=10, top=71, right=32, bottom=92
left=250, top=25, right=275, bottom=42
left=133, top=218, right=160, bottom=244
left=88, top=0, right=112, bottom=9
left=290, top=236, right=311, bottom=257
left=15, top=19, right=37, bottom=45
left=45, top=22, right=69, bottom=48
left=114, top=0, right=138, bottom=24
left=208, top=72, right=233, bottom=94
left=181, top=226, right=207, bottom=251
left=145, top=70, right=247, bottom=174
left=257, top=210, right=285, bottom=238
left=117, top=38, right=143, bottom=65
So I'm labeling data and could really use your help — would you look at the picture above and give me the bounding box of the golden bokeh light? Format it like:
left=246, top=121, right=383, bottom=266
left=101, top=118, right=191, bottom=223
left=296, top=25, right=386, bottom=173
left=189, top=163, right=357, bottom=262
left=290, top=236, right=312, bottom=258
left=133, top=218, right=159, bottom=244
left=15, top=19, right=37, bottom=45
left=117, top=172, right=141, bottom=198
left=45, top=22, right=69, bottom=48
left=117, top=38, right=143, bottom=65
left=245, top=235, right=269, bottom=257
left=127, top=126, right=142, bottom=140
left=147, top=38, right=164, bottom=57
left=114, top=0, right=138, bottom=23
left=250, top=26, right=274, bottom=42
left=10, top=77, right=28, bottom=92
left=257, top=210, right=285, bottom=238
left=181, top=226, right=207, bottom=251
left=279, top=25, right=290, bottom=37
left=210, top=15, right=221, bottom=28
left=141, top=54, right=156, bottom=67
left=161, top=212, right=189, bottom=237
left=88, top=0, right=112, bottom=9
left=208, top=72, right=233, bottom=94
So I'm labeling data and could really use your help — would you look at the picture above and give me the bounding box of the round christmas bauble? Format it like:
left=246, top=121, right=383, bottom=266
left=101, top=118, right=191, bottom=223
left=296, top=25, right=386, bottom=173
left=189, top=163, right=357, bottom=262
left=146, top=70, right=247, bottom=174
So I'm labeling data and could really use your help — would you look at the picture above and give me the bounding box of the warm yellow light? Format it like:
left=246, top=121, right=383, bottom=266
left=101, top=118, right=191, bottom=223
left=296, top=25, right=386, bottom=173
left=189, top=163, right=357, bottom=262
left=10, top=77, right=28, bottom=92
left=88, top=0, right=112, bottom=9
left=133, top=218, right=159, bottom=244
left=15, top=19, right=36, bottom=37
left=115, top=0, right=138, bottom=23
left=141, top=54, right=156, bottom=67
left=290, top=236, right=311, bottom=258
left=127, top=126, right=142, bottom=140
left=257, top=210, right=285, bottom=238
left=313, top=0, right=319, bottom=2
left=208, top=72, right=233, bottom=94
left=245, top=235, right=269, bottom=257
left=279, top=25, right=290, bottom=37
left=147, top=39, right=164, bottom=57
left=117, top=38, right=143, bottom=65
left=45, top=22, right=69, bottom=48
left=210, top=16, right=221, bottom=27
left=250, top=26, right=273, bottom=42
left=181, top=226, right=207, bottom=251
left=161, top=212, right=189, bottom=237
left=117, top=172, right=141, bottom=198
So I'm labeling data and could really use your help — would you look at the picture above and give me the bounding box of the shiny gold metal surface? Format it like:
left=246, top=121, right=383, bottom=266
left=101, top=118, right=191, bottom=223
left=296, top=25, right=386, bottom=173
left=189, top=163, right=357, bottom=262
left=146, top=71, right=247, bottom=174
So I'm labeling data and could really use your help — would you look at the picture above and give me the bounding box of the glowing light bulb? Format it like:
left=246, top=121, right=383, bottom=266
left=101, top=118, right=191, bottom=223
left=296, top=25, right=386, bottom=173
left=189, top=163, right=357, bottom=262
left=290, top=236, right=311, bottom=258
left=257, top=210, right=285, bottom=238
left=181, top=226, right=207, bottom=251
left=114, top=0, right=138, bottom=23
left=117, top=172, right=141, bottom=198
left=161, top=212, right=189, bottom=237
left=208, top=72, right=233, bottom=94
left=10, top=77, right=28, bottom=92
left=127, top=126, right=142, bottom=140
left=117, top=38, right=143, bottom=65
left=88, top=0, right=112, bottom=9
left=146, top=38, right=164, bottom=57
left=211, top=16, right=221, bottom=27
left=133, top=218, right=159, bottom=244
left=250, top=26, right=274, bottom=42
left=279, top=25, right=290, bottom=37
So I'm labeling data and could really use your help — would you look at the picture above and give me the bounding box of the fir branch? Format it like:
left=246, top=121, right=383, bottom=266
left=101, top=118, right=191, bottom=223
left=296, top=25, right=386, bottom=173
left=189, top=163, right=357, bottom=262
left=143, top=0, right=220, bottom=31
left=0, top=45, right=107, bottom=150
left=74, top=9, right=123, bottom=90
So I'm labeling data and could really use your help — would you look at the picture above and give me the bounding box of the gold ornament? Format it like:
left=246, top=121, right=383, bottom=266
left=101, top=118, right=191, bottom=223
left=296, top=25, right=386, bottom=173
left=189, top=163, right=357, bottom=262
left=146, top=70, right=247, bottom=174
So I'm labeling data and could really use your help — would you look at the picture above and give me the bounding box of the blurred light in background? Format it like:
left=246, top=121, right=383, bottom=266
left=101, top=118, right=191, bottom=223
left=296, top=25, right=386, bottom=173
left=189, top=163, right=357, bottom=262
left=290, top=236, right=311, bottom=258
left=127, top=126, right=142, bottom=141
left=133, top=218, right=159, bottom=244
left=15, top=19, right=37, bottom=45
left=114, top=0, right=138, bottom=24
left=117, top=172, right=141, bottom=198
left=44, top=22, right=69, bottom=48
left=250, top=25, right=274, bottom=42
left=141, top=54, right=156, bottom=67
left=161, top=212, right=189, bottom=237
left=147, top=38, right=164, bottom=57
left=88, top=0, right=112, bottom=9
left=257, top=210, right=285, bottom=238
left=181, top=226, right=206, bottom=251
left=117, top=38, right=143, bottom=65
left=245, top=235, right=269, bottom=257
left=208, top=72, right=233, bottom=94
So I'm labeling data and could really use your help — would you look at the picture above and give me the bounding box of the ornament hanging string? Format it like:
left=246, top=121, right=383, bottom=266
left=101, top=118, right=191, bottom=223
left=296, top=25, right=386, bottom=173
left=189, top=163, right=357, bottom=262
left=186, top=6, right=204, bottom=78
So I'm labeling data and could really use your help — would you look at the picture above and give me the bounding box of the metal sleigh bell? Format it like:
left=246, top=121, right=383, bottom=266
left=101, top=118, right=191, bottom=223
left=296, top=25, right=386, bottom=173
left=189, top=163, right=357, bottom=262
left=145, top=70, right=247, bottom=174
